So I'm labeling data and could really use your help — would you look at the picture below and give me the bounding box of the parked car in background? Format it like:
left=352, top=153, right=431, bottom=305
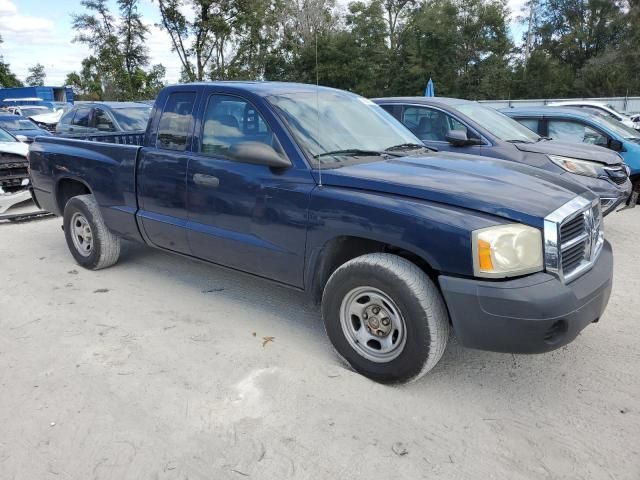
left=0, top=114, right=52, bottom=143
left=56, top=102, right=152, bottom=135
left=28, top=110, right=65, bottom=133
left=30, top=82, right=614, bottom=383
left=7, top=105, right=53, bottom=117
left=373, top=97, right=632, bottom=215
left=548, top=100, right=640, bottom=130
left=501, top=107, right=640, bottom=194
left=0, top=127, right=32, bottom=218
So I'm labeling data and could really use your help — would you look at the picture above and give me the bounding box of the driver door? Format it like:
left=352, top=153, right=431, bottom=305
left=185, top=92, right=313, bottom=287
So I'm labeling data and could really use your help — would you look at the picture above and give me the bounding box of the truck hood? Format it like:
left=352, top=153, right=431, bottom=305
left=513, top=140, right=622, bottom=165
left=317, top=153, right=592, bottom=226
left=0, top=141, right=28, bottom=157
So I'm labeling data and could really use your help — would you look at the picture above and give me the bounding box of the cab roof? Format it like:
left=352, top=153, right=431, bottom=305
left=166, top=81, right=358, bottom=97
left=372, top=97, right=476, bottom=106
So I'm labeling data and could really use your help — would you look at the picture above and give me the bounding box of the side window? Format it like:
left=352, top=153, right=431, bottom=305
left=200, top=94, right=274, bottom=158
left=72, top=108, right=92, bottom=127
left=548, top=120, right=608, bottom=147
left=516, top=118, right=539, bottom=133
left=157, top=92, right=196, bottom=151
left=379, top=104, right=399, bottom=119
left=94, top=108, right=115, bottom=131
left=445, top=115, right=468, bottom=134
left=402, top=106, right=475, bottom=142
left=402, top=107, right=446, bottom=141
left=58, top=111, right=73, bottom=126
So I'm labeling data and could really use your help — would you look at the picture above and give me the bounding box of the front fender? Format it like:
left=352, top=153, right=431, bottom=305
left=304, top=187, right=507, bottom=289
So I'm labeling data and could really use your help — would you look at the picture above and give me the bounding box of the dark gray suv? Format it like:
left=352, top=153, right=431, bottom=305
left=56, top=102, right=151, bottom=135
left=374, top=97, right=632, bottom=215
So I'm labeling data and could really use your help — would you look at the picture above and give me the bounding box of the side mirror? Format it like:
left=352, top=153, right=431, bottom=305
left=445, top=130, right=471, bottom=146
left=608, top=139, right=624, bottom=152
left=229, top=141, right=291, bottom=168
left=15, top=134, right=28, bottom=143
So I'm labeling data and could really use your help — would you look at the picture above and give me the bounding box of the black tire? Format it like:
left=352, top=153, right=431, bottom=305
left=63, top=194, right=120, bottom=270
left=322, top=253, right=449, bottom=384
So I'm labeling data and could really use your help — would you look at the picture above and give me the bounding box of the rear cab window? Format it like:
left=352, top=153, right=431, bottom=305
left=156, top=92, right=196, bottom=151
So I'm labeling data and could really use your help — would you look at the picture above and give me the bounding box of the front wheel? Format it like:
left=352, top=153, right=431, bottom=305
left=63, top=194, right=120, bottom=270
left=321, top=253, right=449, bottom=384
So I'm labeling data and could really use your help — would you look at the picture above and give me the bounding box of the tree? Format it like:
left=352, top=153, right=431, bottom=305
left=156, top=0, right=232, bottom=81
left=0, top=34, right=23, bottom=88
left=71, top=0, right=165, bottom=99
left=118, top=0, right=150, bottom=93
left=64, top=56, right=104, bottom=100
left=389, top=0, right=513, bottom=98
left=383, top=0, right=415, bottom=52
left=26, top=63, right=47, bottom=86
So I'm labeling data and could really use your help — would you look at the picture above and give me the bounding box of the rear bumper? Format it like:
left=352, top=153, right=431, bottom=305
left=438, top=240, right=613, bottom=354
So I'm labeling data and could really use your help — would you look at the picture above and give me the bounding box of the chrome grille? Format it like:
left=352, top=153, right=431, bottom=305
left=544, top=196, right=604, bottom=283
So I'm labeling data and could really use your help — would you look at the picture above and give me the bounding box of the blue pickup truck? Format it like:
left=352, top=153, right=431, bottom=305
left=29, top=82, right=613, bottom=383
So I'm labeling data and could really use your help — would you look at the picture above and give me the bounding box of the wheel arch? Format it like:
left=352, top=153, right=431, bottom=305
left=55, top=177, right=93, bottom=215
left=308, top=234, right=439, bottom=305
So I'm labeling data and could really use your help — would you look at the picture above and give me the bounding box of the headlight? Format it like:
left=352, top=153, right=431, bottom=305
left=548, top=155, right=606, bottom=178
left=472, top=224, right=543, bottom=278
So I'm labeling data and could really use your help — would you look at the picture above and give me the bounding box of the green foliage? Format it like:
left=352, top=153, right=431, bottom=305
left=69, top=0, right=165, bottom=100
left=63, top=0, right=640, bottom=100
left=0, top=34, right=23, bottom=88
left=26, top=63, right=47, bottom=87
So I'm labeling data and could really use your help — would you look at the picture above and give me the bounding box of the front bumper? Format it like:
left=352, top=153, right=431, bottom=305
left=564, top=172, right=631, bottom=216
left=438, top=240, right=613, bottom=354
left=0, top=189, right=33, bottom=215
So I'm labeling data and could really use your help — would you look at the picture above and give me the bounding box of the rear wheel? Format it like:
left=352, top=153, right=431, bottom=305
left=322, top=253, right=449, bottom=384
left=63, top=194, right=120, bottom=270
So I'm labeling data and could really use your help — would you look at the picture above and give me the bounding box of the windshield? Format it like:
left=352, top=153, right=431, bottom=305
left=0, top=117, right=39, bottom=131
left=0, top=127, right=15, bottom=142
left=111, top=107, right=151, bottom=131
left=456, top=103, right=539, bottom=142
left=593, top=112, right=640, bottom=139
left=604, top=104, right=628, bottom=117
left=267, top=91, right=421, bottom=163
left=21, top=107, right=51, bottom=117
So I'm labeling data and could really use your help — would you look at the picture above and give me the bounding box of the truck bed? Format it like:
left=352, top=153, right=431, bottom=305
left=29, top=135, right=143, bottom=240
left=56, top=131, right=145, bottom=146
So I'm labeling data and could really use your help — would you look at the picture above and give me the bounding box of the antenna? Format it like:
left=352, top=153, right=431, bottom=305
left=315, top=27, right=322, bottom=188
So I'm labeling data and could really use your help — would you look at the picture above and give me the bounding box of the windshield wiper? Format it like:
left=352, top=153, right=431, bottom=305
left=537, top=136, right=552, bottom=142
left=313, top=149, right=399, bottom=159
left=505, top=139, right=534, bottom=144
left=385, top=143, right=438, bottom=153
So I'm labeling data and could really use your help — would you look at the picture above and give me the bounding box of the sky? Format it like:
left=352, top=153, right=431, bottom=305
left=0, top=0, right=527, bottom=86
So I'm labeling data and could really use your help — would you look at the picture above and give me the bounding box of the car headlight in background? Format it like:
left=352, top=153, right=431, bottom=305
left=548, top=155, right=607, bottom=178
left=472, top=224, right=543, bottom=278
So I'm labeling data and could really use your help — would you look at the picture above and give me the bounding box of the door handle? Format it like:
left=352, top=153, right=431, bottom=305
left=193, top=173, right=220, bottom=188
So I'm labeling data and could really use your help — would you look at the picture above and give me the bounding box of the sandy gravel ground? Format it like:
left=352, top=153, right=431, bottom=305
left=1, top=210, right=639, bottom=480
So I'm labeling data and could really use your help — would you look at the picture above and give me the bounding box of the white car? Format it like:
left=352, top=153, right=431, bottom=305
left=548, top=100, right=640, bottom=130
left=0, top=127, right=33, bottom=218
left=6, top=105, right=52, bottom=117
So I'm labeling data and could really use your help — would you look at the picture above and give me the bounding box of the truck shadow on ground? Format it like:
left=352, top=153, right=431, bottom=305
left=116, top=239, right=594, bottom=393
